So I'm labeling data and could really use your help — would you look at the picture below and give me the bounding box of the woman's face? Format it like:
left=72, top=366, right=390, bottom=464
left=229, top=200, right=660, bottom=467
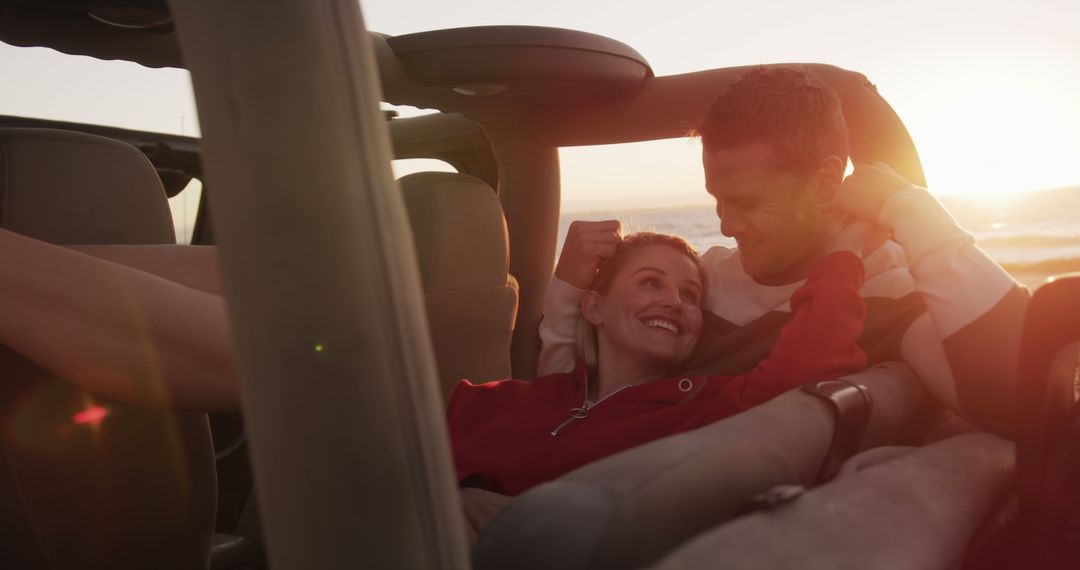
left=582, top=244, right=705, bottom=368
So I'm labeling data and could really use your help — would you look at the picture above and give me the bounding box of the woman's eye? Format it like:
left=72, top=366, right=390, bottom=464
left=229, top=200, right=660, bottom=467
left=640, top=277, right=660, bottom=289
left=682, top=290, right=700, bottom=305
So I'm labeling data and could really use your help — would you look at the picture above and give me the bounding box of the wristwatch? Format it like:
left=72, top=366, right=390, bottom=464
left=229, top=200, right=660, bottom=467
left=801, top=378, right=874, bottom=483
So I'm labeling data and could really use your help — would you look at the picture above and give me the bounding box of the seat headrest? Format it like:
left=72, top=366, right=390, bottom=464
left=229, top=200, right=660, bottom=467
left=0, top=128, right=175, bottom=244
left=400, top=172, right=510, bottom=291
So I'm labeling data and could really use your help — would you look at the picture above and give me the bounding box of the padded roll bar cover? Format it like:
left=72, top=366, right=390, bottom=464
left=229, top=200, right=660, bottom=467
left=385, top=26, right=652, bottom=105
left=0, top=128, right=215, bottom=568
left=400, top=172, right=518, bottom=396
left=473, top=362, right=932, bottom=570
left=0, top=127, right=176, bottom=244
left=474, top=444, right=795, bottom=570
left=656, top=433, right=1014, bottom=570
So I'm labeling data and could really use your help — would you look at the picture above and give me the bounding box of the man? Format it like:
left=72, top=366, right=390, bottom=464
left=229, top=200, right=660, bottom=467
left=539, top=66, right=1027, bottom=435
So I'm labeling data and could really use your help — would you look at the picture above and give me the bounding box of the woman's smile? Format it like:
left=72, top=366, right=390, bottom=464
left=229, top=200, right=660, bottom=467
left=641, top=317, right=680, bottom=334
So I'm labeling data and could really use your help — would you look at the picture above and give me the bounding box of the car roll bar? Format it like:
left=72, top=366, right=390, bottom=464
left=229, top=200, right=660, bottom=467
left=170, top=0, right=469, bottom=567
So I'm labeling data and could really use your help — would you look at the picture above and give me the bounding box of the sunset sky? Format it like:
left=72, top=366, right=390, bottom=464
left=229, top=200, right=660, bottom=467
left=1, top=0, right=1077, bottom=213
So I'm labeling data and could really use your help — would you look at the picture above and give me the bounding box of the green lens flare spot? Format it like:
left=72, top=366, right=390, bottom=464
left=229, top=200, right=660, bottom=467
left=314, top=344, right=325, bottom=353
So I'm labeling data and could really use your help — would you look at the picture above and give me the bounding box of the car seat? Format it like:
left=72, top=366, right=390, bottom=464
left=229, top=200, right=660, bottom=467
left=206, top=171, right=519, bottom=567
left=399, top=171, right=518, bottom=399
left=0, top=128, right=217, bottom=569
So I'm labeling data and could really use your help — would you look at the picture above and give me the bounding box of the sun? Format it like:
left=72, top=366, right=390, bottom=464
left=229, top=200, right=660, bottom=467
left=883, top=49, right=1080, bottom=201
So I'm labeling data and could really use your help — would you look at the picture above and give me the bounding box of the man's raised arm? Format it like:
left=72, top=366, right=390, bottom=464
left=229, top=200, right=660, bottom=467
left=837, top=164, right=1029, bottom=434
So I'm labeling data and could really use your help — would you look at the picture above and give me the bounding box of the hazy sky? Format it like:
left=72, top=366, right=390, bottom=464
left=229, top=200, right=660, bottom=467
left=363, top=0, right=1080, bottom=209
left=1, top=0, right=1077, bottom=212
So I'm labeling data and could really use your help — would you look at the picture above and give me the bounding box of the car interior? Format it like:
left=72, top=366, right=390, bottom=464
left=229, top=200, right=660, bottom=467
left=1, top=0, right=1078, bottom=568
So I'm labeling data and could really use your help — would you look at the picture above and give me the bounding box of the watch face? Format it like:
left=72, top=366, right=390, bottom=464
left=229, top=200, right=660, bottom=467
left=805, top=380, right=872, bottom=410
left=817, top=379, right=858, bottom=396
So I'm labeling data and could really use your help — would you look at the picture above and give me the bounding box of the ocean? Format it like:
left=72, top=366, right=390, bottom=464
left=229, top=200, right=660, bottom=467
left=559, top=186, right=1080, bottom=290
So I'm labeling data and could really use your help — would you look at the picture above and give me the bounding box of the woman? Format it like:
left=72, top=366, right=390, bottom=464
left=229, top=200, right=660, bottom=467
left=447, top=231, right=868, bottom=503
left=0, top=223, right=868, bottom=543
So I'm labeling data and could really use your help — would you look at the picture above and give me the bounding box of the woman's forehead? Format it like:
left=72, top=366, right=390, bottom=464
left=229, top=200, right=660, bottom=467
left=619, top=245, right=702, bottom=284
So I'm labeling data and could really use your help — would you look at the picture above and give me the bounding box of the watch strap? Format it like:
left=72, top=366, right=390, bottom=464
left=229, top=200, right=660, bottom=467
left=801, top=378, right=874, bottom=483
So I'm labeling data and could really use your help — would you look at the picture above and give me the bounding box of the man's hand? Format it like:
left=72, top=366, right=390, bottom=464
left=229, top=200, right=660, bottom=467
left=835, top=162, right=921, bottom=226
left=824, top=219, right=890, bottom=258
left=460, top=487, right=514, bottom=545
left=555, top=220, right=623, bottom=289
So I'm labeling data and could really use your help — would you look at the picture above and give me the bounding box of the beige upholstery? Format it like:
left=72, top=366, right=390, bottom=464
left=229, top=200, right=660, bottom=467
left=0, top=127, right=175, bottom=244
left=656, top=433, right=1013, bottom=570
left=0, top=128, right=215, bottom=568
left=399, top=172, right=518, bottom=399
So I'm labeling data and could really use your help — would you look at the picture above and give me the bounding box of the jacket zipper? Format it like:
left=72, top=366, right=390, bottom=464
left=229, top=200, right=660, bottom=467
left=550, top=385, right=632, bottom=436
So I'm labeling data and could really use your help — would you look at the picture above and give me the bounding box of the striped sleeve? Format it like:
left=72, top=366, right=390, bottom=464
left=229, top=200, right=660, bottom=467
left=880, top=186, right=1030, bottom=434
left=537, top=276, right=586, bottom=376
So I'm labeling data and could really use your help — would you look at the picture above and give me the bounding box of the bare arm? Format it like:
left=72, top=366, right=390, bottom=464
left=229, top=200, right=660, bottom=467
left=0, top=228, right=239, bottom=411
left=460, top=487, right=513, bottom=545
left=68, top=243, right=223, bottom=295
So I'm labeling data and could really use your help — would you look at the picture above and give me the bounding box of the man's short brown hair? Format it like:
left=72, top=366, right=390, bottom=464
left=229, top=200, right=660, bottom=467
left=694, top=66, right=850, bottom=175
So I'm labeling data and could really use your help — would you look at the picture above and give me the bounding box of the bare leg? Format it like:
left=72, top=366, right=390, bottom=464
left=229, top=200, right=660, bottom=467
left=0, top=228, right=238, bottom=410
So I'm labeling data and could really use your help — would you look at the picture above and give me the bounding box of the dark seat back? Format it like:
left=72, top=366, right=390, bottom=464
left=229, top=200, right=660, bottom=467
left=0, top=128, right=217, bottom=569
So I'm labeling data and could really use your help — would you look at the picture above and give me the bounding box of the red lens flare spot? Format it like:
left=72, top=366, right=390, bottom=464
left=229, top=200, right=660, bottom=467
left=72, top=405, right=108, bottom=426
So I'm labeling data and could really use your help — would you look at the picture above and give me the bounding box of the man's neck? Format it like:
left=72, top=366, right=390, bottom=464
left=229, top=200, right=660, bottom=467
left=753, top=254, right=819, bottom=286
left=752, top=235, right=832, bottom=286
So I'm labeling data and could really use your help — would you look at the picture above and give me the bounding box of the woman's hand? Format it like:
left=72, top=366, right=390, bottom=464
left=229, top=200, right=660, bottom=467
left=835, top=162, right=921, bottom=225
left=460, top=487, right=514, bottom=545
left=554, top=220, right=623, bottom=289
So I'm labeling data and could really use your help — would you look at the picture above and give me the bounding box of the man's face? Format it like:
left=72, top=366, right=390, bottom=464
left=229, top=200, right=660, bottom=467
left=702, top=143, right=824, bottom=285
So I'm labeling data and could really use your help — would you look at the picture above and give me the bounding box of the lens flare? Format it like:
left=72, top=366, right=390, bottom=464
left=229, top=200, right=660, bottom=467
left=72, top=405, right=109, bottom=426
